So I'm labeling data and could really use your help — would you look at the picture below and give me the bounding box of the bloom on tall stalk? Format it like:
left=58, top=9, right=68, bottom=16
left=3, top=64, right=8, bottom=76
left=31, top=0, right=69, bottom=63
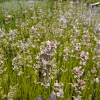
left=72, top=66, right=85, bottom=99
left=36, top=40, right=57, bottom=86
left=52, top=80, right=64, bottom=98
left=71, top=50, right=88, bottom=99
left=80, top=51, right=89, bottom=66
left=94, top=23, right=100, bottom=37
left=73, top=66, right=84, bottom=79
left=92, top=39, right=100, bottom=84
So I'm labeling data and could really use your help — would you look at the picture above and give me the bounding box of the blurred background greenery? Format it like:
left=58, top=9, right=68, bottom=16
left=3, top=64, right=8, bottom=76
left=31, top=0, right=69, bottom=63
left=0, top=0, right=100, bottom=3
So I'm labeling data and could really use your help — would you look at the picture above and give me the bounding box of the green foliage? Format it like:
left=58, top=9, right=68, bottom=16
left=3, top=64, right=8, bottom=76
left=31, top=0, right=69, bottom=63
left=0, top=0, right=100, bottom=100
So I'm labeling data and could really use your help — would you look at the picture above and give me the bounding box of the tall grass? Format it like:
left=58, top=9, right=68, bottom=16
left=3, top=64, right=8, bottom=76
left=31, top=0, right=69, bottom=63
left=0, top=0, right=100, bottom=100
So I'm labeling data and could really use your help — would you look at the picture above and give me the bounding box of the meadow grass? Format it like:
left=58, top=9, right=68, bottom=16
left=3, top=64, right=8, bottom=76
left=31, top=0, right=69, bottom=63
left=0, top=0, right=100, bottom=100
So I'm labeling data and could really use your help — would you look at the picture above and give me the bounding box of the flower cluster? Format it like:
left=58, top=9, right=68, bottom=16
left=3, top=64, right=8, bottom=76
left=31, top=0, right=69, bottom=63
left=92, top=39, right=100, bottom=84
left=80, top=51, right=89, bottom=66
left=94, top=23, right=100, bottom=37
left=2, top=85, right=17, bottom=100
left=73, top=66, right=84, bottom=79
left=53, top=80, right=64, bottom=98
left=36, top=41, right=57, bottom=86
left=72, top=66, right=85, bottom=94
left=0, top=1, right=99, bottom=99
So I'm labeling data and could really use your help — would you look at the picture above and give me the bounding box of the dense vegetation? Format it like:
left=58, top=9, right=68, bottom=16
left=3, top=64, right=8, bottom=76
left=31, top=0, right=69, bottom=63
left=0, top=0, right=100, bottom=100
left=0, top=0, right=100, bottom=3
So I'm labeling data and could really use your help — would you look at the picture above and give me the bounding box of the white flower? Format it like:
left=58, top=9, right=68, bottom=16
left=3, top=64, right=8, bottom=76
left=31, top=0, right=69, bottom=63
left=91, top=67, right=97, bottom=74
left=53, top=80, right=64, bottom=98
left=54, top=80, right=60, bottom=87
left=96, top=62, right=100, bottom=67
left=0, top=29, right=5, bottom=38
left=56, top=90, right=63, bottom=98
left=8, top=29, right=17, bottom=40
left=94, top=24, right=100, bottom=36
left=31, top=26, right=37, bottom=33
left=59, top=16, right=67, bottom=24
left=80, top=51, right=89, bottom=61
left=75, top=43, right=81, bottom=51
left=94, top=78, right=100, bottom=84
left=80, top=60, right=86, bottom=66
left=73, top=95, right=81, bottom=100
left=73, top=66, right=84, bottom=78
left=17, top=70, right=24, bottom=76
